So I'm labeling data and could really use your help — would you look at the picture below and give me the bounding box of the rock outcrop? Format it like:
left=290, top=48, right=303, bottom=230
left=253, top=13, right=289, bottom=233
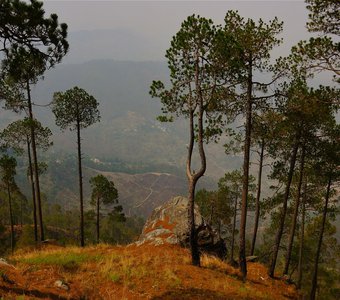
left=137, top=196, right=227, bottom=259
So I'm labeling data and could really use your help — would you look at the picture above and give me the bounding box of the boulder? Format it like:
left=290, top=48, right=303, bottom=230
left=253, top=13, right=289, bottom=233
left=137, top=196, right=227, bottom=259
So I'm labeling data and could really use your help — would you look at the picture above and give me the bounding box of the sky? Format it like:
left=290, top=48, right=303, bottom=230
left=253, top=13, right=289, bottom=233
left=42, top=1, right=312, bottom=63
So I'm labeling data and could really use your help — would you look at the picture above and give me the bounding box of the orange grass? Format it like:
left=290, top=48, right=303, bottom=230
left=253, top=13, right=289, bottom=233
left=0, top=243, right=300, bottom=299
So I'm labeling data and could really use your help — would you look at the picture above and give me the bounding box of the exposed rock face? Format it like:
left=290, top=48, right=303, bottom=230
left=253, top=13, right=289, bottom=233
left=137, top=196, right=227, bottom=259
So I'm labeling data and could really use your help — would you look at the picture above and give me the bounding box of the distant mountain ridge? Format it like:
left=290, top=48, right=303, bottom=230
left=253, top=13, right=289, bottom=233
left=2, top=59, right=242, bottom=217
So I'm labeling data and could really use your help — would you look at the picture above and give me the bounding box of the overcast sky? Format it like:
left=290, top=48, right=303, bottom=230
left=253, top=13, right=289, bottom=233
left=42, top=1, right=311, bottom=63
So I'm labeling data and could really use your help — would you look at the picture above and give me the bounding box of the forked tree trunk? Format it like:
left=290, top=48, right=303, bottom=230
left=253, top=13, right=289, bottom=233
left=76, top=119, right=85, bottom=247
left=230, top=195, right=238, bottom=263
left=26, top=80, right=44, bottom=241
left=7, top=185, right=14, bottom=254
left=268, top=140, right=299, bottom=278
left=284, top=145, right=305, bottom=275
left=250, top=139, right=265, bottom=256
left=27, top=139, right=38, bottom=242
left=186, top=54, right=207, bottom=267
left=310, top=175, right=332, bottom=300
left=297, top=178, right=307, bottom=289
left=239, top=57, right=253, bottom=281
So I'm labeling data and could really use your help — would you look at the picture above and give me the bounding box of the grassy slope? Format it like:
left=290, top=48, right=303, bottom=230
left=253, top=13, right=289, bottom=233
left=0, top=244, right=299, bottom=300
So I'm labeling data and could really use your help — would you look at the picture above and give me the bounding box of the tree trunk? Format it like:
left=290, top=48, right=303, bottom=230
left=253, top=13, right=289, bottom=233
left=188, top=178, right=200, bottom=266
left=27, top=139, right=38, bottom=242
left=297, top=178, right=307, bottom=289
left=268, top=140, right=299, bottom=278
left=218, top=220, right=221, bottom=239
left=26, top=80, right=44, bottom=241
left=76, top=119, right=85, bottom=247
left=7, top=184, right=14, bottom=254
left=186, top=53, right=207, bottom=267
left=239, top=57, right=253, bottom=281
left=230, top=195, right=238, bottom=263
left=96, top=196, right=100, bottom=244
left=186, top=105, right=199, bottom=265
left=209, top=201, right=214, bottom=226
left=310, top=175, right=332, bottom=300
left=250, top=139, right=265, bottom=256
left=284, top=145, right=305, bottom=275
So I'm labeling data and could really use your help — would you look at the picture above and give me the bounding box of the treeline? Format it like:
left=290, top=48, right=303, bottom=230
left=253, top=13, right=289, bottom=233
left=150, top=0, right=339, bottom=298
left=84, top=156, right=183, bottom=176
left=0, top=0, right=139, bottom=253
left=0, top=198, right=144, bottom=256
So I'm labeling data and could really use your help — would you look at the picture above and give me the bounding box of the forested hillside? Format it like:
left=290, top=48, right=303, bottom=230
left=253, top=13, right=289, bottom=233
left=0, top=0, right=339, bottom=299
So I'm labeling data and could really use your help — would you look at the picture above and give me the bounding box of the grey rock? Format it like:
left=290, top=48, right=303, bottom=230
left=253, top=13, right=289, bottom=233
left=138, top=196, right=227, bottom=259
left=54, top=280, right=69, bottom=291
left=246, top=256, right=259, bottom=262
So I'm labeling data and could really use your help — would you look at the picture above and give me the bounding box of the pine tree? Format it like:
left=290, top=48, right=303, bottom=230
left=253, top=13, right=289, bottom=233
left=89, top=174, right=120, bottom=244
left=150, top=15, right=240, bottom=266
left=52, top=87, right=100, bottom=247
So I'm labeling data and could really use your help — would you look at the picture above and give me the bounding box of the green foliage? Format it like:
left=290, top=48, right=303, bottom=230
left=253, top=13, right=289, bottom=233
left=300, top=218, right=340, bottom=298
left=52, top=86, right=100, bottom=131
left=99, top=215, right=143, bottom=244
left=0, top=118, right=52, bottom=155
left=150, top=14, right=240, bottom=140
left=223, top=11, right=283, bottom=72
left=306, top=0, right=339, bottom=35
left=17, top=252, right=101, bottom=267
left=42, top=201, right=141, bottom=246
left=196, top=170, right=256, bottom=237
left=0, top=0, right=69, bottom=69
left=0, top=76, right=26, bottom=111
left=109, top=273, right=121, bottom=283
left=196, top=189, right=231, bottom=232
left=279, top=1, right=340, bottom=81
left=90, top=174, right=118, bottom=206
left=267, top=80, right=338, bottom=178
left=0, top=155, right=17, bottom=190
left=218, top=170, right=256, bottom=208
left=288, top=37, right=339, bottom=80
left=15, top=225, right=35, bottom=249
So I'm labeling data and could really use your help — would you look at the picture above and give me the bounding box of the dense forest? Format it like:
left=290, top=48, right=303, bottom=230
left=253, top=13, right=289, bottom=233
left=0, top=0, right=339, bottom=299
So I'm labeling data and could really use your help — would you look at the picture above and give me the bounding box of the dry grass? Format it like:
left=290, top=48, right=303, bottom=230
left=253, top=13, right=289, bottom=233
left=0, top=243, right=300, bottom=299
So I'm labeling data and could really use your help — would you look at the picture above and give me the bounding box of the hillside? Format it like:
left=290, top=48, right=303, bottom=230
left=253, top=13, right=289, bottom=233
left=93, top=170, right=188, bottom=217
left=17, top=158, right=188, bottom=218
left=1, top=59, right=244, bottom=216
left=0, top=244, right=299, bottom=299
left=15, top=152, right=216, bottom=219
left=1, top=60, right=243, bottom=179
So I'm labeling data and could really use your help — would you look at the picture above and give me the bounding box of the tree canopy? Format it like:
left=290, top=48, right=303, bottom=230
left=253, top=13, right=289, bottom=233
left=306, top=0, right=339, bottom=35
left=52, top=86, right=100, bottom=131
left=0, top=0, right=69, bottom=69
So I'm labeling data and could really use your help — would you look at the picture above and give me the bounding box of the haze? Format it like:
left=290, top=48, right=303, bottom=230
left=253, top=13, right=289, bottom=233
left=43, top=1, right=310, bottom=64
